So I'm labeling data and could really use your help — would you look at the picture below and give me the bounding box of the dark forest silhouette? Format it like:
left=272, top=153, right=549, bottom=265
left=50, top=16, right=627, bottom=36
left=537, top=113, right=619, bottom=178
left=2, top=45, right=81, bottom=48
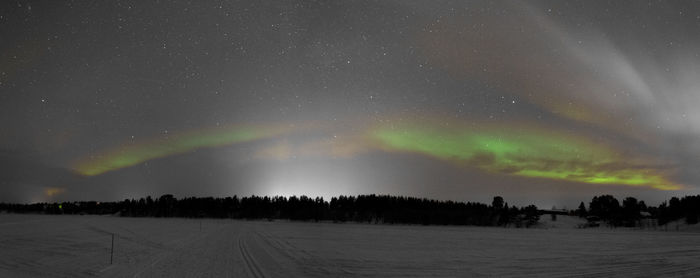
left=0, top=195, right=539, bottom=227
left=575, top=194, right=700, bottom=227
left=3, top=194, right=700, bottom=228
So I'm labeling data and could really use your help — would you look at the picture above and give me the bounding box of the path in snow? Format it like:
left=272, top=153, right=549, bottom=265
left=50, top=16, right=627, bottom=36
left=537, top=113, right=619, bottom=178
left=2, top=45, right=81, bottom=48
left=2, top=214, right=700, bottom=277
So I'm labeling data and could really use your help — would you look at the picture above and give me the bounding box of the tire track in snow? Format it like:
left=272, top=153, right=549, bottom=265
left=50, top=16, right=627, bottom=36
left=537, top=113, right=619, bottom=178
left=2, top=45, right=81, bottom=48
left=239, top=236, right=266, bottom=278
left=254, top=227, right=354, bottom=276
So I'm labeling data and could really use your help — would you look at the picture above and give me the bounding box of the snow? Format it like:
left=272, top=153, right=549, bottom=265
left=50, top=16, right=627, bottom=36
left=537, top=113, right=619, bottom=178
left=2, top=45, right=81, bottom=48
left=2, top=214, right=700, bottom=277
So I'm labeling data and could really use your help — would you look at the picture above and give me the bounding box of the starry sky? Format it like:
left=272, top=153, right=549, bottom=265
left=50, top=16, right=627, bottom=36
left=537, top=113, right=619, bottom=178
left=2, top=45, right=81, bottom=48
left=2, top=0, right=700, bottom=207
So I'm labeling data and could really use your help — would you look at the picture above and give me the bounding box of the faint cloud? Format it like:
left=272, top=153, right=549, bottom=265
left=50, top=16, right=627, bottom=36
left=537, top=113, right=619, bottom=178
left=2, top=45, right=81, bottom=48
left=45, top=187, right=66, bottom=197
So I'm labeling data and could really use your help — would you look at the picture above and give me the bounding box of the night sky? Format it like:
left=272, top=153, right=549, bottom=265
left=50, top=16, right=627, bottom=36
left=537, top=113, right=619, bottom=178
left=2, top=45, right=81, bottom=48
left=2, top=0, right=700, bottom=207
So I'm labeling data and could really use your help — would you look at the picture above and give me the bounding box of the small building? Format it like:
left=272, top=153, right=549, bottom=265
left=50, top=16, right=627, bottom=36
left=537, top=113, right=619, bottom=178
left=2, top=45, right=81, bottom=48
left=538, top=208, right=569, bottom=221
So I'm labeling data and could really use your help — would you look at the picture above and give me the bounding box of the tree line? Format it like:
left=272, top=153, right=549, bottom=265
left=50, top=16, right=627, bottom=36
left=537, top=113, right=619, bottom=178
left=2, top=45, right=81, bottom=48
left=575, top=195, right=700, bottom=227
left=6, top=194, right=700, bottom=228
left=0, top=194, right=540, bottom=227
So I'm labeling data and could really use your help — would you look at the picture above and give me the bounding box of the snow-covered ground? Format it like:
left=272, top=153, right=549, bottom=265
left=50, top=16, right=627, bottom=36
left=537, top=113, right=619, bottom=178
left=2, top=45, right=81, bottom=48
left=2, top=213, right=700, bottom=277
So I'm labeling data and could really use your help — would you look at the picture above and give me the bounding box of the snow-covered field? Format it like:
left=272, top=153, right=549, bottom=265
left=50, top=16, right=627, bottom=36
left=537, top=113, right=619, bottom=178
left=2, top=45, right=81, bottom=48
left=2, top=214, right=700, bottom=277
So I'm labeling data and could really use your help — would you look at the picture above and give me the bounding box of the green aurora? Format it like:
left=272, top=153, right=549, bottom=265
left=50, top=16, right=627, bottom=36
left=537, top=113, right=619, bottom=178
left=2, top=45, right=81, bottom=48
left=72, top=120, right=680, bottom=191
left=372, top=124, right=680, bottom=190
left=73, top=125, right=289, bottom=176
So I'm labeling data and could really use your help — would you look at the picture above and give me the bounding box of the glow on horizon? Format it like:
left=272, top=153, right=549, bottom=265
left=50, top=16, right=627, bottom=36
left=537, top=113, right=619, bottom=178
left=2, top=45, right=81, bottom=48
left=371, top=123, right=681, bottom=190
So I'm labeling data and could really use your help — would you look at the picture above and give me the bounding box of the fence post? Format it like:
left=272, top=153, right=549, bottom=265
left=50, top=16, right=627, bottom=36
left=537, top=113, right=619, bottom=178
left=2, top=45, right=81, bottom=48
left=110, top=233, right=114, bottom=264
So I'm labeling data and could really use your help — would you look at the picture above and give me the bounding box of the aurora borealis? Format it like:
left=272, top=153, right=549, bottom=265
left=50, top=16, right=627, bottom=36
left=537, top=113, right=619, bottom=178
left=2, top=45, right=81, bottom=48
left=73, top=124, right=292, bottom=176
left=2, top=0, right=700, bottom=207
left=371, top=123, right=680, bottom=190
